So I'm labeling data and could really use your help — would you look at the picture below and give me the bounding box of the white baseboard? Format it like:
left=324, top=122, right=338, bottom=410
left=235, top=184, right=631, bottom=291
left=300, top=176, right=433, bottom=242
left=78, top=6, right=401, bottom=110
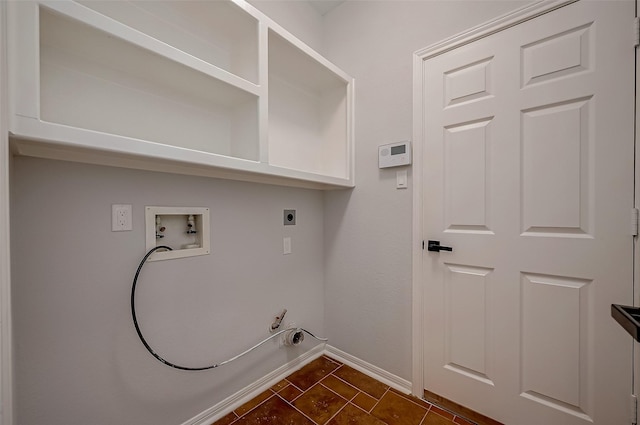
left=180, top=344, right=326, bottom=425
left=324, top=345, right=412, bottom=395
left=180, top=344, right=413, bottom=425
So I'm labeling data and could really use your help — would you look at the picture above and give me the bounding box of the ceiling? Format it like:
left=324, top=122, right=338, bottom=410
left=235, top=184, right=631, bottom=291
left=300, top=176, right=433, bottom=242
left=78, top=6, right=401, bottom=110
left=308, top=0, right=345, bottom=15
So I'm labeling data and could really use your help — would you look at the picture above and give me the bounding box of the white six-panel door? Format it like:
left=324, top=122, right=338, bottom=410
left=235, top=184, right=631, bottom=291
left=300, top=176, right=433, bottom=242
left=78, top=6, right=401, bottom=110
left=418, top=1, right=635, bottom=424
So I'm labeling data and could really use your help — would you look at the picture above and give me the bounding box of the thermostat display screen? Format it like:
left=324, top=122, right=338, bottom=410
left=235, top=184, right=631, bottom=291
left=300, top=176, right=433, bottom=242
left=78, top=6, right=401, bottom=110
left=391, top=145, right=406, bottom=155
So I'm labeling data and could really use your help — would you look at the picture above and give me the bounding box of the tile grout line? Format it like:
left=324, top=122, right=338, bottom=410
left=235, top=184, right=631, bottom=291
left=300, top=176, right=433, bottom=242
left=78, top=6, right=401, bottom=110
left=429, top=409, right=470, bottom=425
left=225, top=412, right=239, bottom=425
left=322, top=372, right=363, bottom=404
left=393, top=388, right=476, bottom=425
left=417, top=409, right=429, bottom=425
left=452, top=415, right=479, bottom=425
left=426, top=399, right=479, bottom=425
left=320, top=369, right=392, bottom=423
left=216, top=355, right=472, bottom=425
left=228, top=392, right=278, bottom=425
left=319, top=382, right=356, bottom=404
left=287, top=363, right=379, bottom=425
left=322, top=398, right=350, bottom=425
left=304, top=377, right=359, bottom=425
left=283, top=379, right=306, bottom=403
left=326, top=369, right=387, bottom=411
left=233, top=391, right=273, bottom=418
left=287, top=392, right=318, bottom=424
left=373, top=388, right=437, bottom=425
left=368, top=387, right=390, bottom=414
left=389, top=388, right=436, bottom=412
left=277, top=392, right=324, bottom=425
left=322, top=355, right=343, bottom=367
left=283, top=368, right=349, bottom=425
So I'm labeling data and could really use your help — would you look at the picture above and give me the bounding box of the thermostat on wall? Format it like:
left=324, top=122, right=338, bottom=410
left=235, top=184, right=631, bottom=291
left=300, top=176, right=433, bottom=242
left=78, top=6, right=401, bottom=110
left=379, top=141, right=412, bottom=168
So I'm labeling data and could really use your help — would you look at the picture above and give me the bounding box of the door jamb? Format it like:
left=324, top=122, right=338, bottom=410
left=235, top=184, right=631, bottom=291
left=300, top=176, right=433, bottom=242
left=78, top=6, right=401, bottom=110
left=0, top=1, right=13, bottom=424
left=410, top=0, right=579, bottom=398
left=633, top=0, right=639, bottom=414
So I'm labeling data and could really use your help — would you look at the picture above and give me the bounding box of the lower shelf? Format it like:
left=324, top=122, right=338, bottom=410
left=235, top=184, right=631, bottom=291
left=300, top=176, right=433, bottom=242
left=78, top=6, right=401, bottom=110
left=10, top=118, right=354, bottom=190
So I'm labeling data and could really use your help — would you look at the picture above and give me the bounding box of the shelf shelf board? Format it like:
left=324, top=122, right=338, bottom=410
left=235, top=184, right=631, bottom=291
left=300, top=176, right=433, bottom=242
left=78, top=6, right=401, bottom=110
left=42, top=1, right=261, bottom=97
left=10, top=117, right=355, bottom=190
left=9, top=0, right=354, bottom=190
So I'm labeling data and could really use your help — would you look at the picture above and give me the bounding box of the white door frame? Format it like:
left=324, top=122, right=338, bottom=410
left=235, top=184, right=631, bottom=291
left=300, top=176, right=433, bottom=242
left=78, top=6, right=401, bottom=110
left=634, top=0, right=639, bottom=409
left=0, top=1, right=14, bottom=424
left=410, top=0, right=606, bottom=399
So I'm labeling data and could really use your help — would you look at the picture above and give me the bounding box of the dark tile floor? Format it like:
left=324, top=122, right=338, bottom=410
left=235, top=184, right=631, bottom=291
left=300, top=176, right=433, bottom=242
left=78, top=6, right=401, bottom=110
left=211, top=355, right=476, bottom=425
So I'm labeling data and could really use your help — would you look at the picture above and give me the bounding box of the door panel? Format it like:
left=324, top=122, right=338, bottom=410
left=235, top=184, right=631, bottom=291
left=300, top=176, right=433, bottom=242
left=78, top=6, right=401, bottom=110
left=445, top=264, right=494, bottom=384
left=444, top=119, right=493, bottom=232
left=421, top=2, right=635, bottom=424
left=521, top=98, right=591, bottom=235
left=520, top=272, right=591, bottom=417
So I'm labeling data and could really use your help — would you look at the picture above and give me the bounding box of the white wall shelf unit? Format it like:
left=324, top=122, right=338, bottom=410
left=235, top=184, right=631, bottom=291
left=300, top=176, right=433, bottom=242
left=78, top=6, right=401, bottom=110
left=268, top=30, right=351, bottom=180
left=8, top=0, right=354, bottom=190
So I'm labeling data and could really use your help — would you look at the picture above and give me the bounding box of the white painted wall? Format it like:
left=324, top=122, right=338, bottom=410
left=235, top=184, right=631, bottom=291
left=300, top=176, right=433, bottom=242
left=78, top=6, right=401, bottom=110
left=322, top=0, right=529, bottom=380
left=9, top=4, right=327, bottom=424
left=10, top=158, right=325, bottom=424
left=8, top=2, right=536, bottom=424
left=248, top=0, right=325, bottom=53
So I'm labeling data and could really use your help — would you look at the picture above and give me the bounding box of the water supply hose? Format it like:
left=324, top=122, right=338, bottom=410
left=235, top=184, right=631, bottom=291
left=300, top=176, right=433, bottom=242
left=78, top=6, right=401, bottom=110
left=131, top=245, right=328, bottom=371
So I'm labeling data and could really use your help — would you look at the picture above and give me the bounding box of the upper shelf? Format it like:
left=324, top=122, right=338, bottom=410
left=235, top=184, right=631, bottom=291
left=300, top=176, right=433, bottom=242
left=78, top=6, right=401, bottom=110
left=78, top=0, right=260, bottom=85
left=268, top=30, right=352, bottom=180
left=39, top=6, right=259, bottom=160
left=8, top=0, right=355, bottom=189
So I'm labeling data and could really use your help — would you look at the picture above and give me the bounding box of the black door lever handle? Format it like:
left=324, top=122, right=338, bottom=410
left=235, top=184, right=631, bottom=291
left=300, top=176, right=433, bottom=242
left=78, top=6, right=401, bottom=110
left=427, top=240, right=453, bottom=252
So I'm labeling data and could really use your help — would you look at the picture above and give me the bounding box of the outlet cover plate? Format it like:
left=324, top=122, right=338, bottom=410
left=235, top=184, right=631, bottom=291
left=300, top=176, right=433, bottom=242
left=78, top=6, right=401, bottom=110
left=284, top=209, right=296, bottom=225
left=112, top=204, right=132, bottom=231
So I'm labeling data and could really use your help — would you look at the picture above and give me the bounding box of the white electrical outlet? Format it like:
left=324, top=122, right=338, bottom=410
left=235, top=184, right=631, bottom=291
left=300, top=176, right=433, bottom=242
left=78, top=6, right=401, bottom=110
left=112, top=204, right=132, bottom=231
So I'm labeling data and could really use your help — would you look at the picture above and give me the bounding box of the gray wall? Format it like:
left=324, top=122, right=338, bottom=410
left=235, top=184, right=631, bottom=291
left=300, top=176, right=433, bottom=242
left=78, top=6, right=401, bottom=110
left=9, top=1, right=531, bottom=424
left=248, top=0, right=325, bottom=53
left=322, top=0, right=528, bottom=380
left=11, top=158, right=325, bottom=424
left=11, top=4, right=327, bottom=424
